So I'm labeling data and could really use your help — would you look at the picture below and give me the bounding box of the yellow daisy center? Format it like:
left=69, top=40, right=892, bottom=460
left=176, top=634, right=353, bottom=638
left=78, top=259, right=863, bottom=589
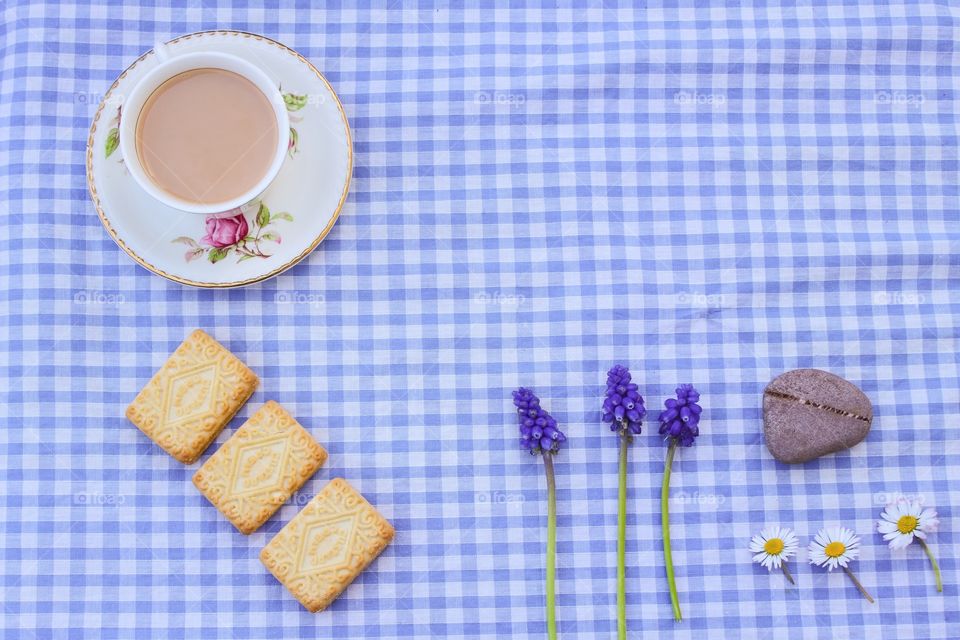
left=897, top=515, right=918, bottom=534
left=763, top=538, right=784, bottom=555
left=824, top=541, right=846, bottom=558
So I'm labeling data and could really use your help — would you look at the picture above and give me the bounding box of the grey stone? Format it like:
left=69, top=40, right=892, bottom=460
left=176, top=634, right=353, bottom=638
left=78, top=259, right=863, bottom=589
left=762, top=369, right=873, bottom=464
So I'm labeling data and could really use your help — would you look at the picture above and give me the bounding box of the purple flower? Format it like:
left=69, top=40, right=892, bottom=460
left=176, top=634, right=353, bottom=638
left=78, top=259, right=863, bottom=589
left=658, top=384, right=702, bottom=447
left=513, top=387, right=566, bottom=455
left=603, top=364, right=646, bottom=436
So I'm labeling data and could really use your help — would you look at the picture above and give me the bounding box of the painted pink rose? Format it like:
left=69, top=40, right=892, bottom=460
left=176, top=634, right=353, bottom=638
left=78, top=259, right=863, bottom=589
left=201, top=212, right=248, bottom=248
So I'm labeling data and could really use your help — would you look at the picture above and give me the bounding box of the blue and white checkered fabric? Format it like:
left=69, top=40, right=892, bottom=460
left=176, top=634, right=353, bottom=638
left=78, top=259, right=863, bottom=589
left=1, top=1, right=957, bottom=638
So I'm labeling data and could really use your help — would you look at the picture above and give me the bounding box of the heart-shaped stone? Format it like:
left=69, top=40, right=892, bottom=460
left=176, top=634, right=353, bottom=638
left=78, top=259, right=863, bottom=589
left=762, top=369, right=873, bottom=464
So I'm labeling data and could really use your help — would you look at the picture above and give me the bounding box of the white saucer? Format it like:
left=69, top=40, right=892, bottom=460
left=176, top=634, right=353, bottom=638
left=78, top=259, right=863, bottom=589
left=86, top=30, right=352, bottom=288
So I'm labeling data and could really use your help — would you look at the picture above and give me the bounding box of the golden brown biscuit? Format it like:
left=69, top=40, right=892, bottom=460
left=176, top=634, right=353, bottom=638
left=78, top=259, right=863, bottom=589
left=125, top=329, right=258, bottom=464
left=260, top=478, right=395, bottom=612
left=192, top=401, right=328, bottom=534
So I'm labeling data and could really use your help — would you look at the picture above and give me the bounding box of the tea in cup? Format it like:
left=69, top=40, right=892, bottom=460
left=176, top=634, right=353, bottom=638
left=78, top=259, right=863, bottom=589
left=119, top=49, right=289, bottom=215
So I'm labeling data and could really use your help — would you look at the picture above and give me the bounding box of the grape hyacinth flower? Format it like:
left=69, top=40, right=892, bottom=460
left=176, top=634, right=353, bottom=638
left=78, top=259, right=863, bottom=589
left=513, top=387, right=566, bottom=639
left=602, top=365, right=646, bottom=640
left=515, top=387, right=566, bottom=455
left=603, top=364, right=645, bottom=436
left=658, top=383, right=702, bottom=447
left=657, top=384, right=702, bottom=622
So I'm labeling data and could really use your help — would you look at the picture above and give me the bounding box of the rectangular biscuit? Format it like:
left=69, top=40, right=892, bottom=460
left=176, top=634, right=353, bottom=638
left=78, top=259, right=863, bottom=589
left=260, top=478, right=395, bottom=612
left=192, top=401, right=328, bottom=534
left=125, top=329, right=258, bottom=464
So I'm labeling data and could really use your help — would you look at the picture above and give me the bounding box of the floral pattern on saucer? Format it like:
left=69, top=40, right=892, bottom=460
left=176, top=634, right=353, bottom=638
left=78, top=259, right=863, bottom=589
left=104, top=106, right=122, bottom=161
left=173, top=202, right=294, bottom=264
left=283, top=90, right=307, bottom=157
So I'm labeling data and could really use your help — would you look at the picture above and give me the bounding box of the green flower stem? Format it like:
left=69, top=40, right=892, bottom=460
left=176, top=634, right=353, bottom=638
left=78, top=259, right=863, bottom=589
left=544, top=452, right=557, bottom=640
left=918, top=538, right=943, bottom=593
left=661, top=440, right=682, bottom=622
left=843, top=566, right=875, bottom=603
left=617, top=434, right=628, bottom=640
left=781, top=562, right=795, bottom=585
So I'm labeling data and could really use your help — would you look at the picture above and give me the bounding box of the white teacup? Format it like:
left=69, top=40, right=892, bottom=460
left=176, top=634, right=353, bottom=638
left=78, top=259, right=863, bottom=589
left=119, top=46, right=289, bottom=215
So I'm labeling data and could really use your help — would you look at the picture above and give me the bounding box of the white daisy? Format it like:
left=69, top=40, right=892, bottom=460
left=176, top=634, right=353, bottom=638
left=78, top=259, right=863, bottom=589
left=749, top=526, right=799, bottom=581
left=809, top=526, right=874, bottom=603
left=808, top=526, right=861, bottom=571
left=877, top=499, right=939, bottom=550
left=877, top=500, right=943, bottom=593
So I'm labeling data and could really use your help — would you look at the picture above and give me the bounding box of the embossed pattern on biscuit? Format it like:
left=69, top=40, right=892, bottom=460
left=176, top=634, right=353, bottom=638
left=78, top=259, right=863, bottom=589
left=192, top=400, right=328, bottom=534
left=260, top=478, right=395, bottom=612
left=125, top=329, right=258, bottom=464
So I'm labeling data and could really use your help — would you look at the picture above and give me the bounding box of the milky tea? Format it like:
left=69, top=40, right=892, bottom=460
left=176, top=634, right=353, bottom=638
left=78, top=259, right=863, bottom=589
left=134, top=68, right=278, bottom=205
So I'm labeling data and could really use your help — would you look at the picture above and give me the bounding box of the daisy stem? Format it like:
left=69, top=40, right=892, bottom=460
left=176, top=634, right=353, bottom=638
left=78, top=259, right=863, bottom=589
left=617, top=433, right=628, bottom=640
left=843, top=566, right=874, bottom=603
left=917, top=538, right=943, bottom=593
left=543, top=452, right=557, bottom=640
left=662, top=440, right=682, bottom=622
left=781, top=562, right=795, bottom=585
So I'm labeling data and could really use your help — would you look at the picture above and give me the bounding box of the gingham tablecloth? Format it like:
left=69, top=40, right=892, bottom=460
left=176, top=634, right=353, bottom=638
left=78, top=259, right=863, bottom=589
left=1, top=1, right=958, bottom=638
